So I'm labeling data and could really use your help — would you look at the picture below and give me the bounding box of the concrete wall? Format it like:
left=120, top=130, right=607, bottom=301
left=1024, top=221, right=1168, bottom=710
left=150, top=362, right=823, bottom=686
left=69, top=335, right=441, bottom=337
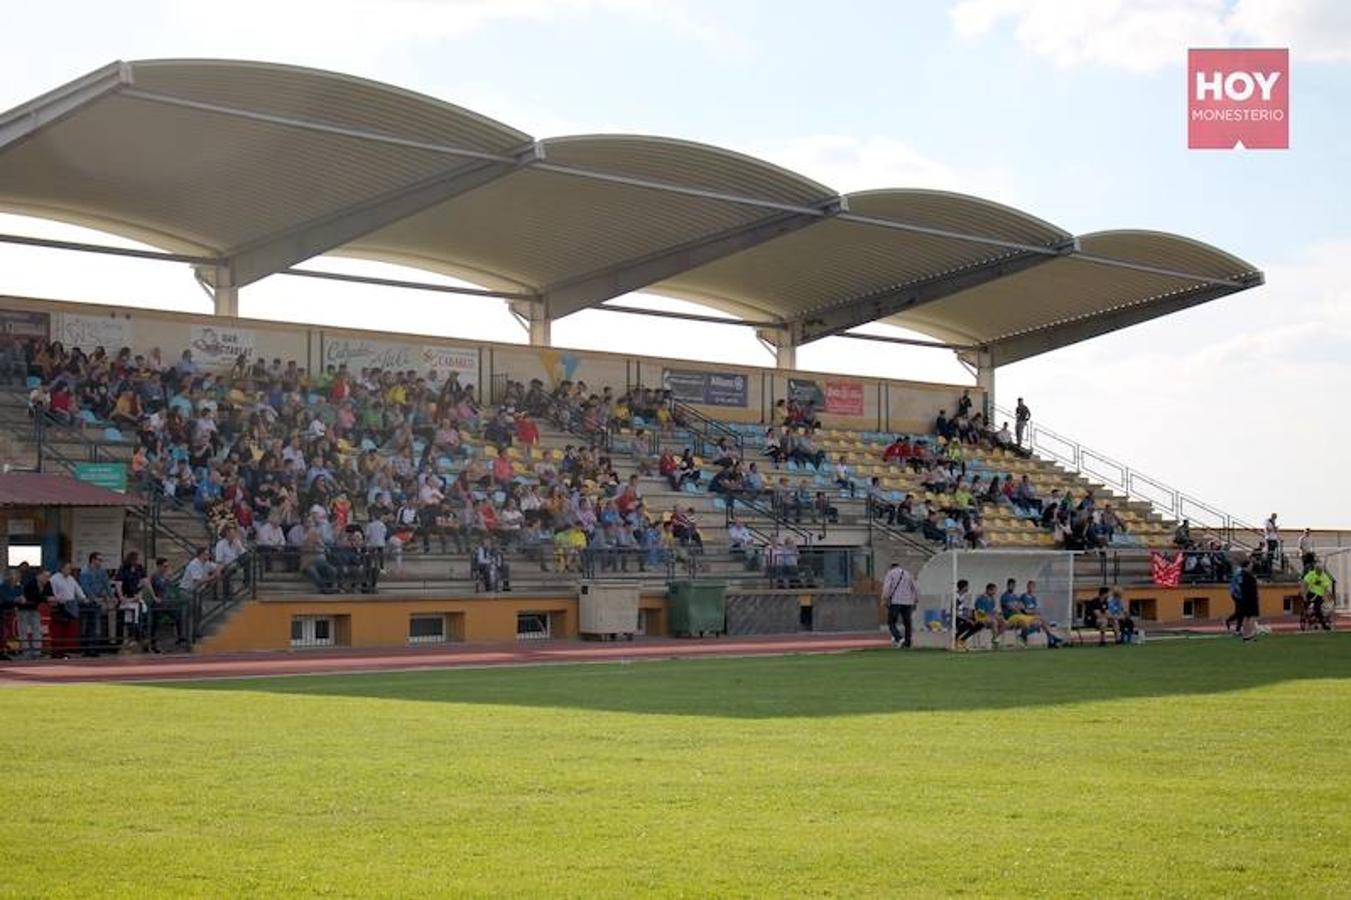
left=199, top=593, right=670, bottom=653
left=1073, top=584, right=1302, bottom=623
left=2, top=293, right=972, bottom=435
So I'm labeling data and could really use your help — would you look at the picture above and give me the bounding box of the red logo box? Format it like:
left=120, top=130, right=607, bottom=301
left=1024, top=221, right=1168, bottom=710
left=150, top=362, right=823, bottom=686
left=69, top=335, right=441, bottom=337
left=1188, top=48, right=1288, bottom=149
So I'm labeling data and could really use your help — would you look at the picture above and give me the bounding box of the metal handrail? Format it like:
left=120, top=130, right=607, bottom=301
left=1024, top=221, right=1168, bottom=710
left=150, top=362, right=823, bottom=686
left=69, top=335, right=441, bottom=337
left=723, top=491, right=816, bottom=544
left=186, top=551, right=256, bottom=643
left=994, top=404, right=1264, bottom=545
left=29, top=415, right=203, bottom=559
left=7, top=387, right=211, bottom=579
left=669, top=399, right=744, bottom=462
left=864, top=502, right=941, bottom=557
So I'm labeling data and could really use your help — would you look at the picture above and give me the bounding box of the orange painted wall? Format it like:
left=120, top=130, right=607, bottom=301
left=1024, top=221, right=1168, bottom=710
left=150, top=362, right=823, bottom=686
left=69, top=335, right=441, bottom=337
left=199, top=593, right=668, bottom=653
left=1074, top=584, right=1301, bottom=623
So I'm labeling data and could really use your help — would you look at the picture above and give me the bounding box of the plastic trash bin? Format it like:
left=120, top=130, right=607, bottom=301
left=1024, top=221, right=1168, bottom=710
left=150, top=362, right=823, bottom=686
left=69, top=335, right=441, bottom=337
left=667, top=579, right=727, bottom=637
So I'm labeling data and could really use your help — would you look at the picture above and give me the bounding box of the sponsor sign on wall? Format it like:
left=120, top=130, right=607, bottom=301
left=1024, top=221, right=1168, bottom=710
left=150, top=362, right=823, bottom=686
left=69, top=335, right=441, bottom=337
left=662, top=368, right=748, bottom=408
left=56, top=313, right=132, bottom=352
left=787, top=378, right=824, bottom=407
left=788, top=377, right=865, bottom=416
left=324, top=336, right=478, bottom=379
left=74, top=462, right=129, bottom=494
left=0, top=309, right=49, bottom=348
left=824, top=380, right=865, bottom=416
left=189, top=324, right=256, bottom=371
left=421, top=344, right=479, bottom=380
left=324, top=337, right=417, bottom=371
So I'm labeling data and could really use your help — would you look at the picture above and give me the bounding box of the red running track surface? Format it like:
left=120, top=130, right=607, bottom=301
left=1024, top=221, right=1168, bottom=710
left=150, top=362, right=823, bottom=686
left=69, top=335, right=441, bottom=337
left=0, top=633, right=891, bottom=684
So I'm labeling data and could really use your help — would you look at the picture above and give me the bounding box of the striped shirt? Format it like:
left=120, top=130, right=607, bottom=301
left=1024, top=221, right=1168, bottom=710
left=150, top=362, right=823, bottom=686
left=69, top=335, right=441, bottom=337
left=880, top=566, right=919, bottom=606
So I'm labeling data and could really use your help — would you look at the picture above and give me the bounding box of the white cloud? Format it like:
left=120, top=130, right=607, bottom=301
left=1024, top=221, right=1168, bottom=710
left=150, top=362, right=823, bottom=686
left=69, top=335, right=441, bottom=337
left=166, top=0, right=751, bottom=71
left=997, top=237, right=1351, bottom=528
left=1228, top=0, right=1351, bottom=62
left=950, top=0, right=1351, bottom=72
left=744, top=135, right=1019, bottom=203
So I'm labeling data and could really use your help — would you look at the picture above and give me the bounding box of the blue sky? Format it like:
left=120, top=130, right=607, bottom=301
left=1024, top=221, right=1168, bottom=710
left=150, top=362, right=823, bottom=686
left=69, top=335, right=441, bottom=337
left=1, top=0, right=1348, bottom=527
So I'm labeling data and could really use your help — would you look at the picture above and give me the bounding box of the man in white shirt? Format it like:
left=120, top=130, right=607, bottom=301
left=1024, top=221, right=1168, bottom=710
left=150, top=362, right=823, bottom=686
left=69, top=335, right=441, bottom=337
left=180, top=547, right=218, bottom=594
left=879, top=560, right=920, bottom=648
left=833, top=456, right=855, bottom=498
left=1264, top=513, right=1281, bottom=561
left=256, top=518, right=284, bottom=549
left=51, top=561, right=87, bottom=605
left=255, top=518, right=285, bottom=573
left=728, top=519, right=752, bottom=551
left=214, top=526, right=245, bottom=567
left=213, top=525, right=247, bottom=595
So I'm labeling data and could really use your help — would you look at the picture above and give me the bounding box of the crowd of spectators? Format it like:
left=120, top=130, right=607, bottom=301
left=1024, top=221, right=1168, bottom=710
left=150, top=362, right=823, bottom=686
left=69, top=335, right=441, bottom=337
left=1, top=553, right=184, bottom=659
left=18, top=340, right=729, bottom=595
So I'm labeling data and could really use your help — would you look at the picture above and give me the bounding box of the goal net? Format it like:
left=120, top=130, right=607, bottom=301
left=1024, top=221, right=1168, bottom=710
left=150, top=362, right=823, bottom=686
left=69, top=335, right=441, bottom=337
left=910, top=550, right=1076, bottom=650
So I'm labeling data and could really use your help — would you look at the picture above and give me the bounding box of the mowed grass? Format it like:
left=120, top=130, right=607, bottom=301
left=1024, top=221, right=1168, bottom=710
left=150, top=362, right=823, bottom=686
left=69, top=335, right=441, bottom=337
left=2, top=635, right=1349, bottom=897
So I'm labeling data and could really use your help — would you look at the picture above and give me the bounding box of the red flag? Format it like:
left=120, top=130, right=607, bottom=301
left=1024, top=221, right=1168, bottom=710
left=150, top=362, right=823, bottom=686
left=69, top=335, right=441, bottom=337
left=1151, top=551, right=1183, bottom=587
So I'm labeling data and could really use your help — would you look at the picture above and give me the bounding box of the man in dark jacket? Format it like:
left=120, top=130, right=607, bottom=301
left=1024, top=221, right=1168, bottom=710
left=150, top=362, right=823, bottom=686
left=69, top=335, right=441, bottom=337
left=18, top=569, right=52, bottom=658
left=1236, top=559, right=1261, bottom=641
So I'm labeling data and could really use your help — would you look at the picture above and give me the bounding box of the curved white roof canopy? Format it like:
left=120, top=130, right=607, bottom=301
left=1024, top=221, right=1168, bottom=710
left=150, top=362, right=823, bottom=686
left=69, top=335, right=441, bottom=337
left=0, top=59, right=1263, bottom=364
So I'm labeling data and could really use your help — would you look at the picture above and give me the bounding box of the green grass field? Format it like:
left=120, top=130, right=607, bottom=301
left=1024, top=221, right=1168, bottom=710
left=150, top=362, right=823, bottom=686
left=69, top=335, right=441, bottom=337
left=3, top=634, right=1349, bottom=897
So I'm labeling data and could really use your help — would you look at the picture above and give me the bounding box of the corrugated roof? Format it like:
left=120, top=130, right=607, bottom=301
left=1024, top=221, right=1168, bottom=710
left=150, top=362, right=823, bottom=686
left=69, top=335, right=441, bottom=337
left=0, top=473, right=138, bottom=508
left=0, top=59, right=1265, bottom=364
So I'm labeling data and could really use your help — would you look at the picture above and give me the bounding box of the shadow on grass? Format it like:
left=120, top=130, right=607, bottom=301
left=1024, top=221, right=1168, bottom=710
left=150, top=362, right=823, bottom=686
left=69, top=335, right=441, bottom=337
left=153, top=633, right=1351, bottom=719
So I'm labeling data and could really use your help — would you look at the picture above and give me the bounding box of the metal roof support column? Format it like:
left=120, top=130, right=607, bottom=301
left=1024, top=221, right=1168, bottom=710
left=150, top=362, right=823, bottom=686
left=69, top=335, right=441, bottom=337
left=974, top=350, right=996, bottom=420
left=757, top=326, right=797, bottom=371
left=213, top=265, right=239, bottom=318
left=527, top=301, right=551, bottom=347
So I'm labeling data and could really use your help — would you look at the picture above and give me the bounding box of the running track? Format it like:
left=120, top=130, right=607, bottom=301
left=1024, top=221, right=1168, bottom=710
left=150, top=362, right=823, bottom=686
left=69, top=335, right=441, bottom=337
left=1, top=619, right=1338, bottom=685
left=0, top=633, right=891, bottom=684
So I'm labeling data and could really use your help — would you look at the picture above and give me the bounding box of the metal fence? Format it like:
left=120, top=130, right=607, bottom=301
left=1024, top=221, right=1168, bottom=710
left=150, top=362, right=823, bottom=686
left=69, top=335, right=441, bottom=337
left=993, top=404, right=1264, bottom=547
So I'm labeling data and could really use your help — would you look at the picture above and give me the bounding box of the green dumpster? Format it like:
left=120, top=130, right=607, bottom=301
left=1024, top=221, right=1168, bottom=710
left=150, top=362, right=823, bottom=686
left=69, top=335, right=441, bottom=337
left=667, top=580, right=727, bottom=637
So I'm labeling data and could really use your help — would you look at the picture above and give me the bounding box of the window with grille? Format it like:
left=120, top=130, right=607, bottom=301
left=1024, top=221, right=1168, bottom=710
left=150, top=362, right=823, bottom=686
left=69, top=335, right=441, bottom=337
left=409, top=614, right=448, bottom=645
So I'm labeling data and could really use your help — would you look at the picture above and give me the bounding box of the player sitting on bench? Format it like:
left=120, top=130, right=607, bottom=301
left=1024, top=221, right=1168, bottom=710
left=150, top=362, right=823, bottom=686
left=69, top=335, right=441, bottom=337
left=1107, top=587, right=1135, bottom=644
left=1001, top=579, right=1065, bottom=648
left=1082, top=586, right=1115, bottom=645
left=955, top=579, right=1000, bottom=649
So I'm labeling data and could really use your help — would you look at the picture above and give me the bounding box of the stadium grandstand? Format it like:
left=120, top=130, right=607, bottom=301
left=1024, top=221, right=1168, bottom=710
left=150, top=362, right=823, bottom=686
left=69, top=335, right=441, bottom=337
left=0, top=59, right=1342, bottom=655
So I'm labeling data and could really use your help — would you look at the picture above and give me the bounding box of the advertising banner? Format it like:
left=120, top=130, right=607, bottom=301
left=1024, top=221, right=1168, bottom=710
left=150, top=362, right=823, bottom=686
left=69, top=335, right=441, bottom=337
left=57, top=313, right=132, bottom=352
left=325, top=336, right=479, bottom=378
left=0, top=309, right=49, bottom=348
left=324, top=337, right=417, bottom=372
left=788, top=377, right=864, bottom=415
left=189, top=324, right=256, bottom=371
left=74, top=462, right=129, bottom=494
left=662, top=368, right=748, bottom=408
left=787, top=378, right=824, bottom=407
left=824, top=380, right=865, bottom=416
left=421, top=344, right=479, bottom=380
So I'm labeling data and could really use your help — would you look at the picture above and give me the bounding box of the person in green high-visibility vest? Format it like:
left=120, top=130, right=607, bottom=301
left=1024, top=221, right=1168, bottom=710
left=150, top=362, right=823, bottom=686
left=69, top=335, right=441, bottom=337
left=1302, top=562, right=1334, bottom=631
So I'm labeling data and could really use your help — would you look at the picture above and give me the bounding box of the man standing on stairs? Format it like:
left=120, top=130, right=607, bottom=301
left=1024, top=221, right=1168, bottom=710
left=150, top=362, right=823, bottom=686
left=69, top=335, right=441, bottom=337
left=1015, top=398, right=1031, bottom=449
left=880, top=559, right=919, bottom=649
